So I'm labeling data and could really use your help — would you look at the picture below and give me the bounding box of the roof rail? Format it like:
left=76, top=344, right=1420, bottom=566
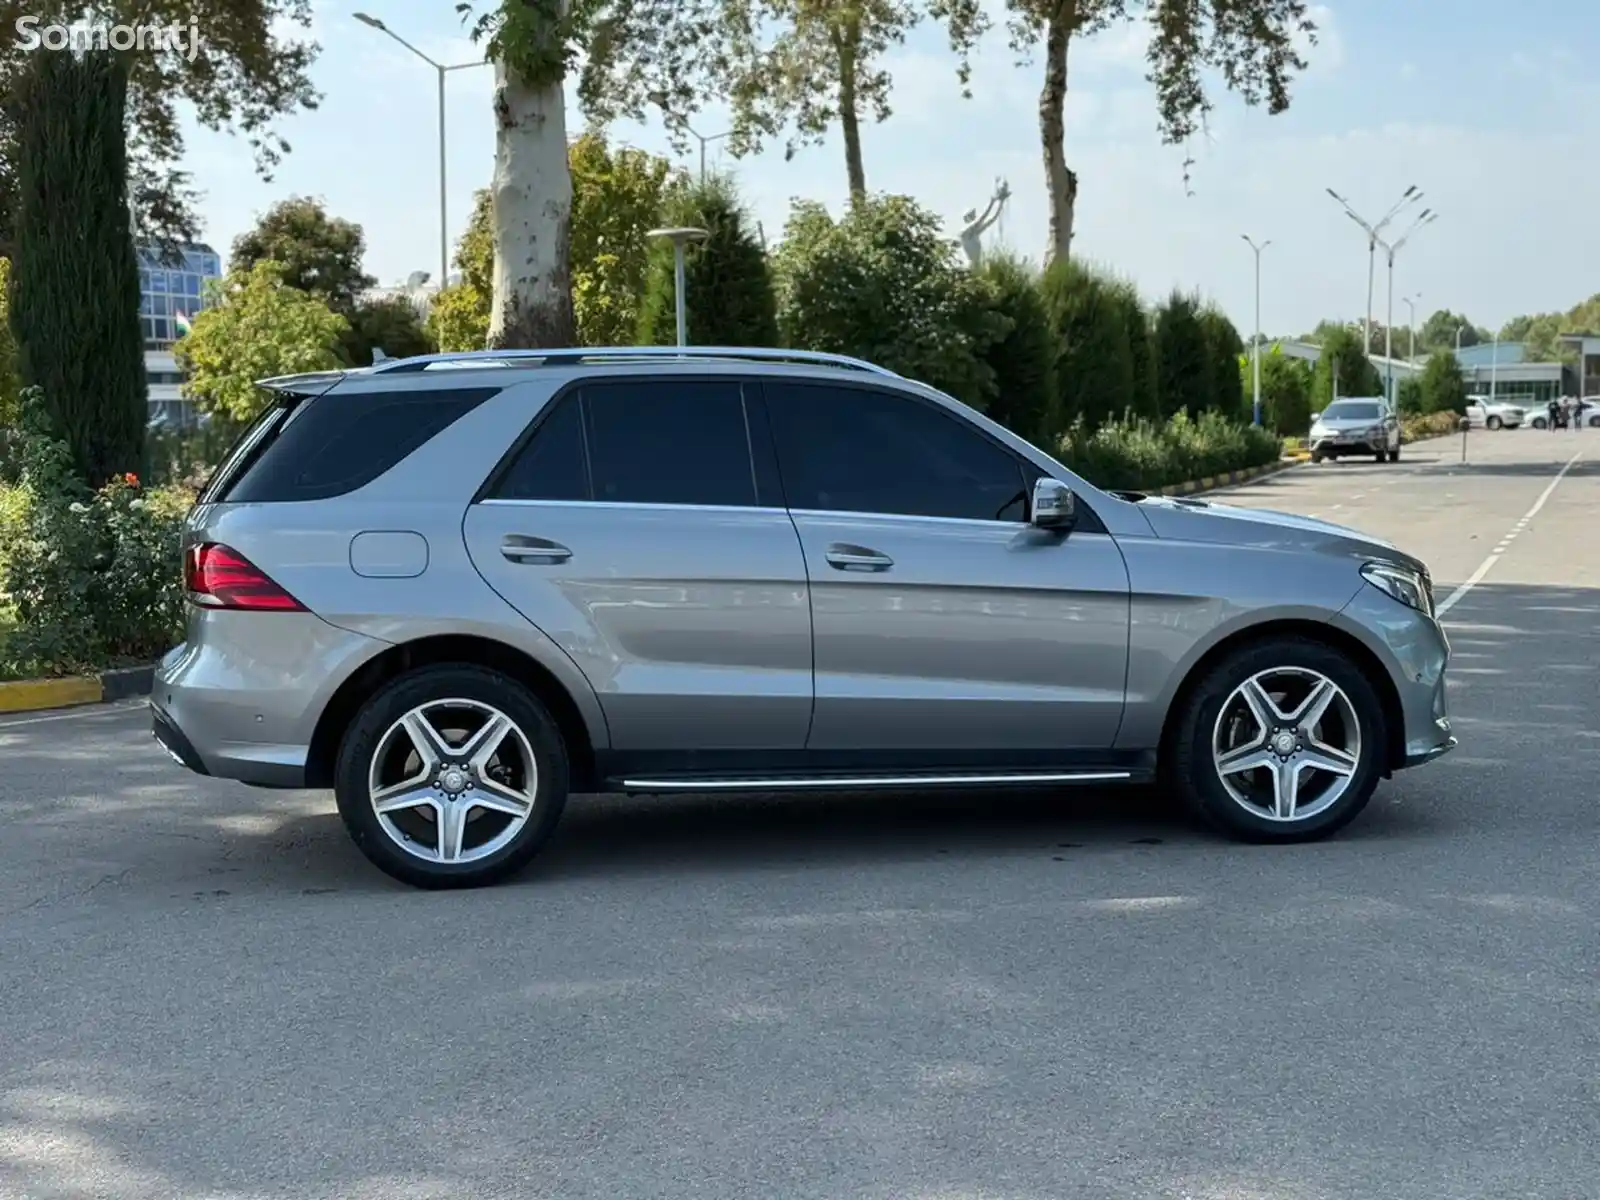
left=365, top=346, right=900, bottom=378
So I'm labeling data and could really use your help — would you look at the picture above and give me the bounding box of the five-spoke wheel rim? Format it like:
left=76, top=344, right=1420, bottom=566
left=367, top=699, right=539, bottom=865
left=1211, top=667, right=1362, bottom=823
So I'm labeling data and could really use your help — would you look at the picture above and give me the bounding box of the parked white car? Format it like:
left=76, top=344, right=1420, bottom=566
left=1463, top=396, right=1525, bottom=430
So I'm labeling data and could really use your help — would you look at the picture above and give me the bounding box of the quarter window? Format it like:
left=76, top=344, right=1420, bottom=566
left=764, top=382, right=1029, bottom=522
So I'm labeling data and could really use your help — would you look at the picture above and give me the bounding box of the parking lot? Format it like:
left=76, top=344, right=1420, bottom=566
left=2, top=427, right=1596, bottom=1200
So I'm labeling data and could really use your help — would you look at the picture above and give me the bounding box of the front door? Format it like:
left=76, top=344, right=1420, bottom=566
left=464, top=377, right=813, bottom=753
left=761, top=380, right=1131, bottom=757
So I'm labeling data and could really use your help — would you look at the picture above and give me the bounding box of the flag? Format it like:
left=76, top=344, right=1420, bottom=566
left=174, top=310, right=192, bottom=337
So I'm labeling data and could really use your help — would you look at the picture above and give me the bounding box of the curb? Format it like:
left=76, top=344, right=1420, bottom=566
left=0, top=664, right=154, bottom=715
left=1156, top=458, right=1300, bottom=498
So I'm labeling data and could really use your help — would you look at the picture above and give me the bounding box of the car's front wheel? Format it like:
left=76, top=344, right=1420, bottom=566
left=334, top=664, right=570, bottom=889
left=1487, top=415, right=1503, bottom=430
left=1165, top=637, right=1386, bottom=843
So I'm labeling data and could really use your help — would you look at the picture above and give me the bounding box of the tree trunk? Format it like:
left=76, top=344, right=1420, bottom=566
left=487, top=55, right=575, bottom=349
left=1039, top=4, right=1078, bottom=264
left=836, top=25, right=866, bottom=199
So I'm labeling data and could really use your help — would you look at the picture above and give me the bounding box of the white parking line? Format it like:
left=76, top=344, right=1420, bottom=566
left=1436, top=446, right=1586, bottom=617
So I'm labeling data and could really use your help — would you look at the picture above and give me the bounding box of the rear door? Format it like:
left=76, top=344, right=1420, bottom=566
left=463, top=375, right=814, bottom=754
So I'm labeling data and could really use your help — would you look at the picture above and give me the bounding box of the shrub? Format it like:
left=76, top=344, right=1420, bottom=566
left=1417, top=349, right=1469, bottom=415
left=1057, top=409, right=1282, bottom=494
left=976, top=253, right=1057, bottom=445
left=1395, top=375, right=1424, bottom=415
left=773, top=194, right=1006, bottom=409
left=1153, top=290, right=1211, bottom=419
left=0, top=388, right=187, bottom=678
left=1108, top=278, right=1160, bottom=419
left=639, top=174, right=778, bottom=348
left=10, top=48, right=146, bottom=487
left=1038, top=257, right=1133, bottom=432
left=1401, top=411, right=1460, bottom=443
left=1240, top=344, right=1315, bottom=435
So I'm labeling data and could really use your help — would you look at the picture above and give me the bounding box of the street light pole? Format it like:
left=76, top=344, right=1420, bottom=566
left=1402, top=294, right=1419, bottom=361
left=1241, top=234, right=1271, bottom=427
left=1376, top=208, right=1437, bottom=405
left=647, top=93, right=731, bottom=183
left=647, top=227, right=710, bottom=345
left=354, top=13, right=489, bottom=292
left=1326, top=185, right=1421, bottom=359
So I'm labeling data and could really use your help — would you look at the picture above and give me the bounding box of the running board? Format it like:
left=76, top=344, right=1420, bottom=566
left=618, top=770, right=1136, bottom=793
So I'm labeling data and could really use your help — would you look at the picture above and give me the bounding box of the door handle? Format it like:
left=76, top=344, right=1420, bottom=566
left=501, top=535, right=572, bottom=564
left=825, top=544, right=893, bottom=572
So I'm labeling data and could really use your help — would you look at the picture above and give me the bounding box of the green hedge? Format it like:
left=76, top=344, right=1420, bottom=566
left=1056, top=410, right=1284, bottom=493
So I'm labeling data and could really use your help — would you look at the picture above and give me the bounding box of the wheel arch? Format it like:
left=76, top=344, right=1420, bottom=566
left=305, top=634, right=602, bottom=791
left=1156, top=619, right=1407, bottom=775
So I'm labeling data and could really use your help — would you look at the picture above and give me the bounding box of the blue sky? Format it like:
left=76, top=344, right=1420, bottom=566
left=181, top=0, right=1599, bottom=338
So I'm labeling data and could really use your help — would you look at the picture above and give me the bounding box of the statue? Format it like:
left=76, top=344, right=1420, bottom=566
left=958, top=178, right=1011, bottom=267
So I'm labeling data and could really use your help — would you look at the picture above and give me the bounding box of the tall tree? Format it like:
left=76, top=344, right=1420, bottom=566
left=1153, top=290, right=1210, bottom=418
left=1002, top=0, right=1315, bottom=262
left=1199, top=305, right=1244, bottom=418
left=569, top=132, right=679, bottom=345
left=1039, top=257, right=1133, bottom=431
left=10, top=50, right=145, bottom=487
left=1419, top=309, right=1486, bottom=354
left=1417, top=348, right=1468, bottom=416
left=0, top=1, right=318, bottom=256
left=231, top=197, right=376, bottom=313
left=1311, top=324, right=1383, bottom=409
left=717, top=0, right=987, bottom=198
left=176, top=260, right=348, bottom=426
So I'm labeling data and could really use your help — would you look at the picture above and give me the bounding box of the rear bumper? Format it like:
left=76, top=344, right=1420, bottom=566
left=150, top=609, right=390, bottom=790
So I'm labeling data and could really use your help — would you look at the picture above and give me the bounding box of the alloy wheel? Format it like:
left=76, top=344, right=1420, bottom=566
left=367, top=698, right=539, bottom=864
left=1210, top=667, right=1362, bottom=822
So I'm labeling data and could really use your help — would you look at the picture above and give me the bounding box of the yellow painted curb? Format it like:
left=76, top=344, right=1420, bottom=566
left=0, top=675, right=104, bottom=713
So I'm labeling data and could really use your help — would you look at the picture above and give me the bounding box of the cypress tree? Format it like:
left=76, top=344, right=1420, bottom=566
left=1199, top=305, right=1246, bottom=418
left=1039, top=257, right=1133, bottom=433
left=1154, top=290, right=1212, bottom=419
left=638, top=175, right=778, bottom=348
left=11, top=49, right=146, bottom=486
left=977, top=253, right=1058, bottom=445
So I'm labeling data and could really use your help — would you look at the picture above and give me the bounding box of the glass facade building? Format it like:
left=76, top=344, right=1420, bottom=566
left=138, top=242, right=222, bottom=349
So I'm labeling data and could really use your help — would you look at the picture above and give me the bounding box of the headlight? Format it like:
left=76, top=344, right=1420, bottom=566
left=1362, top=561, right=1433, bottom=616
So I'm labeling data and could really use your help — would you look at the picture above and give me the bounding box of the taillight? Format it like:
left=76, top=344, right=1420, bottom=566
left=184, top=543, right=306, bottom=611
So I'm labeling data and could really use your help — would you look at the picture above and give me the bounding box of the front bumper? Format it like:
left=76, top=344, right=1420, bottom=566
left=1310, top=433, right=1388, bottom=456
left=1333, top=583, right=1455, bottom=773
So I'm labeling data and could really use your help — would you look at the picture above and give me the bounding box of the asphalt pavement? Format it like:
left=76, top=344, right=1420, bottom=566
left=2, top=426, right=1597, bottom=1200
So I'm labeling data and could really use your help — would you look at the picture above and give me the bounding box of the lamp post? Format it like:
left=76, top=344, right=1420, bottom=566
left=647, top=227, right=710, bottom=346
left=1376, top=209, right=1437, bottom=404
left=647, top=93, right=731, bottom=183
left=1402, top=293, right=1420, bottom=361
left=1326, top=185, right=1422, bottom=360
left=1241, top=234, right=1271, bottom=427
left=353, top=13, right=489, bottom=292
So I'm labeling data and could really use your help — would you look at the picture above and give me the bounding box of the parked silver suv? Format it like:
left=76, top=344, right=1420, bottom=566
left=151, top=347, right=1456, bottom=888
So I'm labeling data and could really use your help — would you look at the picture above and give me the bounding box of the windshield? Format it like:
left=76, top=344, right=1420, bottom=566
left=1321, top=402, right=1381, bottom=421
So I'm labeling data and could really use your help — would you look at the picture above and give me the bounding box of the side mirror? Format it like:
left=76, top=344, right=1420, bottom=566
left=1031, top=477, right=1076, bottom=530
left=1309, top=411, right=1321, bottom=423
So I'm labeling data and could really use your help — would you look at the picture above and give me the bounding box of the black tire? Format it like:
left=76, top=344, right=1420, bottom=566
left=1310, top=451, right=1325, bottom=464
left=1375, top=450, right=1388, bottom=463
left=1390, top=444, right=1401, bottom=462
left=1533, top=417, right=1547, bottom=430
left=1486, top=415, right=1502, bottom=430
left=334, top=664, right=570, bottom=889
left=1164, top=636, right=1387, bottom=843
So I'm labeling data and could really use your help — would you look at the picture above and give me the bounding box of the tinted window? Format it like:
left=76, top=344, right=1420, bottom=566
left=224, top=386, right=498, bottom=503
left=765, top=383, right=1028, bottom=522
left=584, top=379, right=757, bottom=506
left=1323, top=402, right=1382, bottom=420
left=491, top=395, right=588, bottom=501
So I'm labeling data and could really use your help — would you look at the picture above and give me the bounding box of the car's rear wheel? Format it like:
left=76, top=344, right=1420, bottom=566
left=1487, top=415, right=1503, bottom=430
left=334, top=664, right=570, bottom=889
left=1165, top=637, right=1386, bottom=843
left=1533, top=417, right=1547, bottom=429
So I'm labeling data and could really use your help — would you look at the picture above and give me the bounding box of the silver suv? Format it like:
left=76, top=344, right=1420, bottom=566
left=151, top=347, right=1456, bottom=889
